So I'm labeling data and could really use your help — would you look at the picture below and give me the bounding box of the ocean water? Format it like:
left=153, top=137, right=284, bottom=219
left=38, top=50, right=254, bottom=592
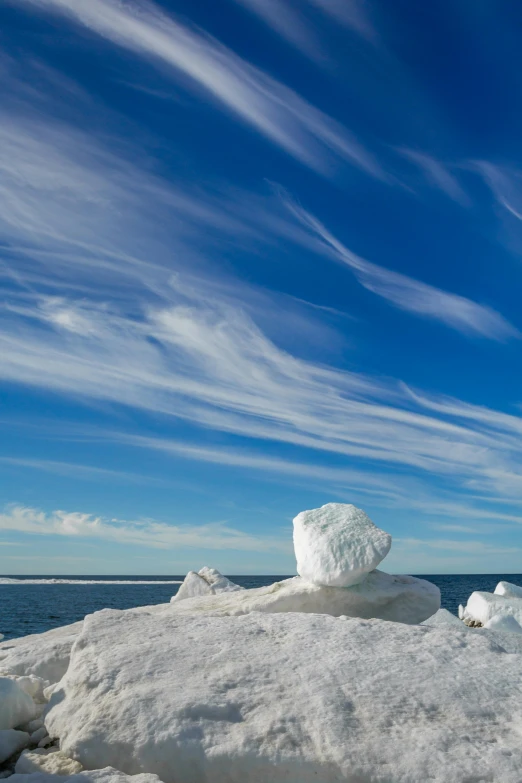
left=2, top=573, right=522, bottom=641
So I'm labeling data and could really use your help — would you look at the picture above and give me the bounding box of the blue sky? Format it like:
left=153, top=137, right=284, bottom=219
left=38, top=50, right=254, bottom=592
left=1, top=0, right=522, bottom=575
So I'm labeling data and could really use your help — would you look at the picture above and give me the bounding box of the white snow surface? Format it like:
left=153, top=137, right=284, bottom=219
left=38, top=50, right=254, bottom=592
left=168, top=571, right=439, bottom=624
left=0, top=623, right=84, bottom=685
left=0, top=730, right=29, bottom=764
left=7, top=769, right=163, bottom=783
left=421, top=608, right=463, bottom=627
left=484, top=613, right=522, bottom=634
left=44, top=607, right=522, bottom=783
left=293, top=503, right=392, bottom=586
left=0, top=679, right=36, bottom=731
left=464, top=591, right=522, bottom=626
left=494, top=580, right=522, bottom=599
left=197, top=567, right=243, bottom=593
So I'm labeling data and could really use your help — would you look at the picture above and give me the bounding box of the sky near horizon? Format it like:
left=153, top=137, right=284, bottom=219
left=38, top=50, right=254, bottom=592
left=1, top=0, right=522, bottom=575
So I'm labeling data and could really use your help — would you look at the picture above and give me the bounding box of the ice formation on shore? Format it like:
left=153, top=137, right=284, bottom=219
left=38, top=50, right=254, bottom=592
left=2, top=503, right=522, bottom=782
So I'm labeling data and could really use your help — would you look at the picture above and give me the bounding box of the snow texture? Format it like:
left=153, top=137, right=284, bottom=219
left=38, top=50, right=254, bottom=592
left=484, top=613, right=522, bottom=634
left=464, top=591, right=522, bottom=626
left=7, top=769, right=163, bottom=783
left=0, top=730, right=29, bottom=764
left=168, top=570, right=439, bottom=624
left=421, top=608, right=464, bottom=627
left=44, top=607, right=522, bottom=783
left=172, top=568, right=243, bottom=603
left=15, top=749, right=83, bottom=775
left=0, top=679, right=36, bottom=730
left=293, top=503, right=392, bottom=587
left=0, top=623, right=84, bottom=685
left=494, top=580, right=522, bottom=599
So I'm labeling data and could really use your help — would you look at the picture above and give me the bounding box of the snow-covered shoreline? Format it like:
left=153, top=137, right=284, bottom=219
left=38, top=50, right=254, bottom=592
left=2, top=503, right=522, bottom=782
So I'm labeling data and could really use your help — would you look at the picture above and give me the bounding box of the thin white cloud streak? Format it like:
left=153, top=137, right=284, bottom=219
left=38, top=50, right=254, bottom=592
left=0, top=457, right=170, bottom=486
left=0, top=505, right=291, bottom=553
left=475, top=162, right=522, bottom=221
left=398, top=149, right=469, bottom=205
left=18, top=0, right=381, bottom=178
left=285, top=201, right=519, bottom=340
left=230, top=0, right=376, bottom=61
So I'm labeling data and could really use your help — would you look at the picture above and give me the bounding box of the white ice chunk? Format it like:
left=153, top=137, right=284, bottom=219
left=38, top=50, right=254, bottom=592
left=0, top=623, right=84, bottom=685
left=169, top=570, right=439, bottom=625
left=197, top=567, right=243, bottom=593
left=170, top=572, right=213, bottom=603
left=171, top=568, right=243, bottom=603
left=0, top=730, right=29, bottom=764
left=44, top=608, right=522, bottom=783
left=0, top=679, right=36, bottom=730
left=421, top=608, right=463, bottom=627
left=458, top=604, right=464, bottom=619
left=293, top=502, right=391, bottom=587
left=494, top=581, right=522, bottom=599
left=15, top=749, right=83, bottom=775
left=484, top=614, right=522, bottom=635
left=464, top=591, right=522, bottom=626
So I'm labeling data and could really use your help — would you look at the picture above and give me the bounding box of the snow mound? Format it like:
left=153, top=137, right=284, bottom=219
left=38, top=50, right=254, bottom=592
left=421, top=608, right=463, bottom=627
left=44, top=608, right=522, bottom=783
left=168, top=570, right=439, bottom=624
left=463, top=591, right=522, bottom=627
left=172, top=568, right=243, bottom=603
left=494, top=581, right=522, bottom=599
left=0, top=678, right=36, bottom=730
left=293, top=502, right=391, bottom=586
left=0, top=730, right=29, bottom=764
left=6, top=769, right=163, bottom=783
left=484, top=614, right=522, bottom=634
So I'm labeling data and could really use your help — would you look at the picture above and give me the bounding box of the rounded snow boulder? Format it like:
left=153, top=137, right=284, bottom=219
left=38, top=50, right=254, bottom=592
left=293, top=502, right=392, bottom=587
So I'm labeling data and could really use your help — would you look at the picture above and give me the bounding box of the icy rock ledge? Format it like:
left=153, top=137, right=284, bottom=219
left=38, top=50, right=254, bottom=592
left=44, top=608, right=522, bottom=783
left=293, top=502, right=392, bottom=587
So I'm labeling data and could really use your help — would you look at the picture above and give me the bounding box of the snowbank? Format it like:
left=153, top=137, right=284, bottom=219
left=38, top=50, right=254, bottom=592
left=45, top=608, right=522, bottom=783
left=293, top=502, right=391, bottom=586
left=0, top=623, right=84, bottom=685
left=169, top=570, right=439, bottom=624
left=484, top=614, right=522, bottom=634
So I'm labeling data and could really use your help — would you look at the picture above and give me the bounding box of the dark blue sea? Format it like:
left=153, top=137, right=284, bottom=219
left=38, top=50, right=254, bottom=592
left=2, top=574, right=522, bottom=641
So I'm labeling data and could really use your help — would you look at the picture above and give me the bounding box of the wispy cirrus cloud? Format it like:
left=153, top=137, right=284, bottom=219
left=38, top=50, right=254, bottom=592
left=0, top=504, right=290, bottom=553
left=17, top=0, right=381, bottom=179
left=285, top=200, right=520, bottom=340
left=230, top=0, right=376, bottom=62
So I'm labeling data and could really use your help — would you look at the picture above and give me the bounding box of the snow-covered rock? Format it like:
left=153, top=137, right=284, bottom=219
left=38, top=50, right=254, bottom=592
left=44, top=606, right=522, bottom=783
left=463, top=591, right=522, bottom=627
left=171, top=568, right=243, bottom=603
left=15, top=749, right=83, bottom=775
left=0, top=679, right=36, bottom=730
left=293, top=502, right=392, bottom=587
left=7, top=769, right=163, bottom=783
left=421, top=608, right=463, bottom=627
left=0, top=730, right=29, bottom=764
left=484, top=614, right=522, bottom=634
left=494, top=580, right=522, bottom=599
left=168, top=570, right=439, bottom=624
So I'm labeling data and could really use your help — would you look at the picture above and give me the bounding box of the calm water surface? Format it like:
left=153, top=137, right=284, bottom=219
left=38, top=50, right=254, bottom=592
left=2, top=573, right=522, bottom=640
